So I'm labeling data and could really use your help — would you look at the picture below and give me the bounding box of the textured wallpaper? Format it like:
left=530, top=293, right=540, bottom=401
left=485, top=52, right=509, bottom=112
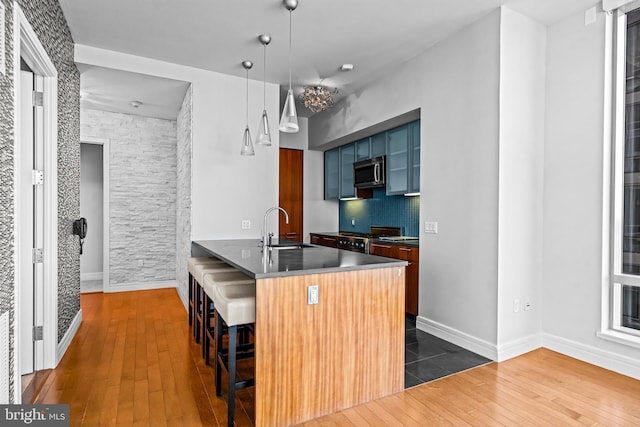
left=0, top=0, right=17, bottom=404
left=176, top=86, right=192, bottom=305
left=81, top=109, right=178, bottom=286
left=0, top=0, right=79, bottom=402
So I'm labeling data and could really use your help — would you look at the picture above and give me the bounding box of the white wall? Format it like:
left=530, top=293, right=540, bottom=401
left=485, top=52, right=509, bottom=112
left=543, top=7, right=640, bottom=374
left=309, top=11, right=502, bottom=349
left=280, top=117, right=339, bottom=240
left=75, top=45, right=280, bottom=249
left=79, top=143, right=103, bottom=278
left=496, top=8, right=546, bottom=356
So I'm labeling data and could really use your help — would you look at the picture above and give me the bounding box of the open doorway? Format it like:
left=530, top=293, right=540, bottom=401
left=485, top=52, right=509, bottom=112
left=14, top=4, right=60, bottom=402
left=80, top=142, right=105, bottom=293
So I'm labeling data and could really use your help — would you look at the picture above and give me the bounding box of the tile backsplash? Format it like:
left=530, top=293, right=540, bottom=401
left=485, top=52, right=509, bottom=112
left=339, top=188, right=420, bottom=236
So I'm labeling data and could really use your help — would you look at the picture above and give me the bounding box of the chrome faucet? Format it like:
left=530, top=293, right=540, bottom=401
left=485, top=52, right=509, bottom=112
left=262, top=206, right=289, bottom=247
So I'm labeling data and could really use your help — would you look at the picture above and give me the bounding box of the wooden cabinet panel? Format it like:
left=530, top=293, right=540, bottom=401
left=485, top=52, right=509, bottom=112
left=255, top=268, right=405, bottom=426
left=395, top=246, right=419, bottom=316
left=369, top=242, right=395, bottom=258
left=279, top=148, right=303, bottom=242
left=310, top=233, right=338, bottom=248
left=370, top=242, right=419, bottom=316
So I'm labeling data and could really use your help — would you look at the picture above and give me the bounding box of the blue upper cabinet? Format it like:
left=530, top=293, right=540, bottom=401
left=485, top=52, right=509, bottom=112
left=371, top=133, right=386, bottom=158
left=409, top=120, right=420, bottom=194
left=324, top=148, right=340, bottom=200
left=323, top=119, right=419, bottom=199
left=386, top=125, right=410, bottom=195
left=355, top=138, right=371, bottom=161
left=340, top=143, right=356, bottom=198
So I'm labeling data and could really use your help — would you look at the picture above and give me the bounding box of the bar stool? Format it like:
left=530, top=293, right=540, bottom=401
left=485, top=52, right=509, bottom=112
left=193, top=263, right=238, bottom=345
left=188, top=257, right=225, bottom=329
left=212, top=282, right=256, bottom=427
left=201, top=271, right=255, bottom=364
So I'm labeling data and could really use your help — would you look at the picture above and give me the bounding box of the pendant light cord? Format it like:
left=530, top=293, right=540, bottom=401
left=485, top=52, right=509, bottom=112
left=263, top=44, right=267, bottom=108
left=288, top=10, right=292, bottom=91
left=246, top=68, right=249, bottom=125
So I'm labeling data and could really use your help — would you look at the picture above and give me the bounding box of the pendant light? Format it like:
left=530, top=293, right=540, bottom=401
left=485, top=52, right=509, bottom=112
left=256, top=34, right=272, bottom=146
left=279, top=0, right=299, bottom=133
left=240, top=60, right=255, bottom=156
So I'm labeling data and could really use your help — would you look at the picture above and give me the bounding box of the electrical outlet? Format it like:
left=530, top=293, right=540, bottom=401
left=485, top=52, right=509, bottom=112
left=137, top=259, right=144, bottom=267
left=524, top=298, right=531, bottom=311
left=513, top=298, right=520, bottom=313
left=308, top=285, right=319, bottom=305
left=424, top=221, right=438, bottom=234
left=241, top=219, right=251, bottom=230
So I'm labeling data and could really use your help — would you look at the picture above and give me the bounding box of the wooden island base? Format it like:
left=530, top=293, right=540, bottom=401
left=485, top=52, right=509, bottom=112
left=255, top=267, right=405, bottom=426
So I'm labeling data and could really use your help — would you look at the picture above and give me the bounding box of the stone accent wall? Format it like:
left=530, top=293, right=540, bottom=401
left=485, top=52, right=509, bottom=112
left=0, top=0, right=79, bottom=402
left=81, top=109, right=177, bottom=286
left=176, top=86, right=192, bottom=304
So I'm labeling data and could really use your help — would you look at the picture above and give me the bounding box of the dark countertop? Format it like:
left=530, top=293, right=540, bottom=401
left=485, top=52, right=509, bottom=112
left=192, top=239, right=407, bottom=279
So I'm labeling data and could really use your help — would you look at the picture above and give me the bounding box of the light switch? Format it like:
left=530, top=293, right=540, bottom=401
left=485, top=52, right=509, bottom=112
left=585, top=7, right=597, bottom=26
left=424, top=221, right=438, bottom=234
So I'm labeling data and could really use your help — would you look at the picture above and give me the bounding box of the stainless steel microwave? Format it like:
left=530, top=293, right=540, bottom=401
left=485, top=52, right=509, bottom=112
left=354, top=156, right=385, bottom=189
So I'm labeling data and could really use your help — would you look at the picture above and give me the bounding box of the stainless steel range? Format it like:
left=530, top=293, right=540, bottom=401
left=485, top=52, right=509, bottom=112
left=336, top=226, right=402, bottom=254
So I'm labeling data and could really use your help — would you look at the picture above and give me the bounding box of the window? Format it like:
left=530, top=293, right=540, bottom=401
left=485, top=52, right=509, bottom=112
left=603, top=4, right=640, bottom=346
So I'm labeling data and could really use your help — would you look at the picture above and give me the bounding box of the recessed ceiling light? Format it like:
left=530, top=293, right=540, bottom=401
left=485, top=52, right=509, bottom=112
left=130, top=100, right=143, bottom=108
left=340, top=64, right=354, bottom=72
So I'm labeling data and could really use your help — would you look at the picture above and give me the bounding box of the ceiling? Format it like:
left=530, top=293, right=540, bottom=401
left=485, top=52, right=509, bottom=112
left=60, top=0, right=599, bottom=120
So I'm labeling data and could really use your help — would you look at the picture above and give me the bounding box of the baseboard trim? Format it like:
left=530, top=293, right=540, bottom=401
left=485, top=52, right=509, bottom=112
left=417, top=317, right=640, bottom=379
left=542, top=333, right=640, bottom=380
left=176, top=285, right=188, bottom=311
left=496, top=333, right=542, bottom=362
left=56, top=309, right=82, bottom=365
left=105, top=280, right=176, bottom=293
left=80, top=272, right=103, bottom=281
left=416, top=316, right=498, bottom=361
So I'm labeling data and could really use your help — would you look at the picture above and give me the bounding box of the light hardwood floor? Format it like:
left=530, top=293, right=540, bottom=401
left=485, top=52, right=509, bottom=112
left=34, top=289, right=640, bottom=426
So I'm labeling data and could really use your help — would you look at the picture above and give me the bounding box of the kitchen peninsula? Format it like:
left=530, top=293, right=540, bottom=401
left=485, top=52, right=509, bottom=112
left=192, top=239, right=407, bottom=426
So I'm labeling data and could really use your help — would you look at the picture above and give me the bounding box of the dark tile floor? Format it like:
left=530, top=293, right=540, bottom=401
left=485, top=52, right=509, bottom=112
left=404, top=316, right=491, bottom=388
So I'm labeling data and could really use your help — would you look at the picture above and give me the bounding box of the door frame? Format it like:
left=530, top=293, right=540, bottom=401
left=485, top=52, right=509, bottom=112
left=80, top=136, right=110, bottom=292
left=13, top=4, right=58, bottom=403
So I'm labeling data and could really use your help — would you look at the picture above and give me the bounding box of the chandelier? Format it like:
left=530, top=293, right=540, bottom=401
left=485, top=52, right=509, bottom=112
left=299, top=85, right=338, bottom=113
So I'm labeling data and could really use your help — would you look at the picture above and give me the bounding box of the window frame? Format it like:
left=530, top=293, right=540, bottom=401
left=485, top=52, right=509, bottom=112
left=600, top=4, right=640, bottom=348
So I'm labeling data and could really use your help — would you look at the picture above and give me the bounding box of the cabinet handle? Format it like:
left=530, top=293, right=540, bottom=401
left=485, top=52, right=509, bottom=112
left=372, top=244, right=392, bottom=249
left=399, top=248, right=412, bottom=252
left=325, top=237, right=337, bottom=241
